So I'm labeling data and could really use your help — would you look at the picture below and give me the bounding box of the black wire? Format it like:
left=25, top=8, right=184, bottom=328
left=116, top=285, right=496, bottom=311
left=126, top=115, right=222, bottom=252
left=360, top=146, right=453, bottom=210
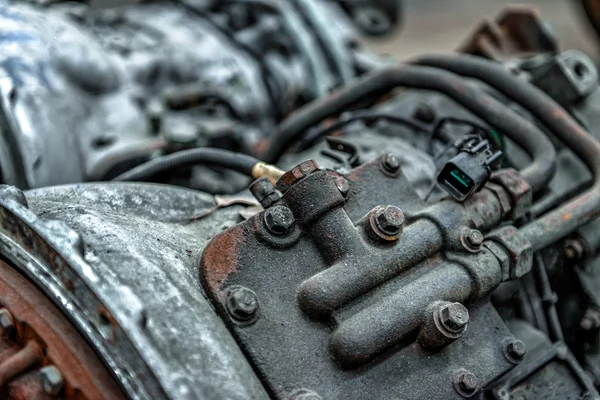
left=299, top=110, right=430, bottom=149
left=262, top=64, right=556, bottom=195
left=112, top=148, right=260, bottom=182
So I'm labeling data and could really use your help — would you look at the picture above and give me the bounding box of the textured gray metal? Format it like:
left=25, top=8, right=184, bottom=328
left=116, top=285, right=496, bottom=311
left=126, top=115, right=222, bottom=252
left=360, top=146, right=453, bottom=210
left=0, top=0, right=360, bottom=189
left=0, top=183, right=269, bottom=399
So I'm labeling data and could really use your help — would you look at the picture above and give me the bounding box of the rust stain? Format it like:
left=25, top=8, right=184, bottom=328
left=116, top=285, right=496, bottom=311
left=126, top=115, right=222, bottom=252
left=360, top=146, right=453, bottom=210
left=201, top=225, right=245, bottom=295
left=562, top=214, right=572, bottom=221
left=0, top=259, right=124, bottom=399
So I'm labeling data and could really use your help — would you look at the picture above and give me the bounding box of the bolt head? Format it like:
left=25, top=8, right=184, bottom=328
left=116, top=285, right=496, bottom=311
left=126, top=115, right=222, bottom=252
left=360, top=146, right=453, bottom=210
left=276, top=160, right=319, bottom=192
left=440, top=303, right=469, bottom=332
left=375, top=206, right=404, bottom=236
left=458, top=371, right=478, bottom=393
left=40, top=366, right=64, bottom=396
left=382, top=153, right=400, bottom=173
left=466, top=229, right=484, bottom=247
left=0, top=309, right=14, bottom=334
left=507, top=339, right=527, bottom=359
left=226, top=287, right=259, bottom=322
left=264, top=205, right=295, bottom=236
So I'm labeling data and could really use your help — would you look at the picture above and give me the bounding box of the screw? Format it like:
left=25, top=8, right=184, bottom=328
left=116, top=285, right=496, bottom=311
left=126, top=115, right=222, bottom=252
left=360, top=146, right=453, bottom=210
left=226, top=286, right=259, bottom=323
left=276, top=160, right=319, bottom=193
left=506, top=339, right=527, bottom=360
left=457, top=371, right=478, bottom=394
left=440, top=303, right=469, bottom=332
left=413, top=103, right=436, bottom=123
left=0, top=308, right=14, bottom=335
left=250, top=178, right=280, bottom=209
left=465, top=229, right=484, bottom=248
left=381, top=153, right=400, bottom=174
left=264, top=205, right=295, bottom=236
left=375, top=206, right=405, bottom=236
left=40, top=366, right=64, bottom=396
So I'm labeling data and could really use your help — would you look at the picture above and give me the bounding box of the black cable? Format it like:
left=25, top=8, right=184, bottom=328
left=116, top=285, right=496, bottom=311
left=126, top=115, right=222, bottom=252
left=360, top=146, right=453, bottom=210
left=263, top=64, right=556, bottom=194
left=112, top=148, right=260, bottom=182
left=300, top=110, right=430, bottom=147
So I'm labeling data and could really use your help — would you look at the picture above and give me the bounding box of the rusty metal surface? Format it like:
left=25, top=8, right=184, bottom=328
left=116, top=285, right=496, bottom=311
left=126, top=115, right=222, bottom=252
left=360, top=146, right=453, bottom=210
left=457, top=5, right=558, bottom=61
left=0, top=259, right=123, bottom=399
left=200, top=157, right=520, bottom=399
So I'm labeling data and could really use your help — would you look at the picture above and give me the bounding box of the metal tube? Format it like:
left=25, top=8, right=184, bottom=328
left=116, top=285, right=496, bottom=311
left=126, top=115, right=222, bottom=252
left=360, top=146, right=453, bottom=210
left=414, top=53, right=600, bottom=251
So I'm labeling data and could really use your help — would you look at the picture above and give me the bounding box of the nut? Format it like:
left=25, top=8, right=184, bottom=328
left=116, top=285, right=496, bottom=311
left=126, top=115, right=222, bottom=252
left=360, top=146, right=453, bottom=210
left=374, top=206, right=405, bottom=237
left=490, top=169, right=532, bottom=220
left=506, top=339, right=527, bottom=361
left=226, top=286, right=259, bottom=323
left=0, top=308, right=14, bottom=335
left=485, top=182, right=512, bottom=219
left=40, top=366, right=64, bottom=396
left=250, top=177, right=280, bottom=209
left=463, top=229, right=484, bottom=251
left=439, top=303, right=469, bottom=332
left=264, top=205, right=295, bottom=236
left=276, top=160, right=319, bottom=193
left=457, top=371, right=478, bottom=394
left=381, top=153, right=400, bottom=174
left=487, top=225, right=533, bottom=279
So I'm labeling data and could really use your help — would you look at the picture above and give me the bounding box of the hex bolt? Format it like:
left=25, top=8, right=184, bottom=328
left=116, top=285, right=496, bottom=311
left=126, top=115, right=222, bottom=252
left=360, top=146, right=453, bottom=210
left=263, top=205, right=295, bottom=236
left=506, top=339, right=527, bottom=360
left=413, top=103, right=436, bottom=123
left=226, top=286, right=259, bottom=323
left=381, top=153, right=400, bottom=174
left=374, top=206, right=405, bottom=238
left=0, top=308, right=14, bottom=336
left=439, top=303, right=469, bottom=333
left=457, top=371, right=478, bottom=395
left=40, top=366, right=64, bottom=396
left=466, top=229, right=484, bottom=248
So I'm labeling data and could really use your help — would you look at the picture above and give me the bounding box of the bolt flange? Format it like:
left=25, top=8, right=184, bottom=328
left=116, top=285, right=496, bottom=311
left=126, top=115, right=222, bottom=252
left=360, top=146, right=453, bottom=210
left=264, top=205, right=295, bottom=236
left=439, top=303, right=469, bottom=333
left=453, top=369, right=479, bottom=397
left=461, top=229, right=484, bottom=252
left=368, top=205, right=404, bottom=241
left=226, top=286, right=259, bottom=324
left=506, top=339, right=527, bottom=361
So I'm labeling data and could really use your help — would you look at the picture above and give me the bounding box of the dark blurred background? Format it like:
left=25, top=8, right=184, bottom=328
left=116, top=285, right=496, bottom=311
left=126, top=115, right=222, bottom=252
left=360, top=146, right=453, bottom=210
left=363, top=0, right=600, bottom=62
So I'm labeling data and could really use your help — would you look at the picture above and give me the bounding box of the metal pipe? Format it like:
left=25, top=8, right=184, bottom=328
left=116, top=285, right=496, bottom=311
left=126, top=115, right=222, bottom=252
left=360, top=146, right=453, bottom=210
left=413, top=54, right=600, bottom=251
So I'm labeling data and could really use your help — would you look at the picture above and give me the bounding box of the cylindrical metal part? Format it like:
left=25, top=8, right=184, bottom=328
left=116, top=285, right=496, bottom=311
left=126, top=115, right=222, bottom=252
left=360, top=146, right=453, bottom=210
left=298, top=218, right=443, bottom=317
left=330, top=262, right=472, bottom=367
